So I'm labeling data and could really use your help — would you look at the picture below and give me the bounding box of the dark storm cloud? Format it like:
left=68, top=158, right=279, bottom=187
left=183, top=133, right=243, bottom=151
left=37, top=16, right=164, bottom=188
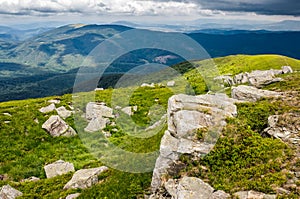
left=190, top=0, right=300, bottom=16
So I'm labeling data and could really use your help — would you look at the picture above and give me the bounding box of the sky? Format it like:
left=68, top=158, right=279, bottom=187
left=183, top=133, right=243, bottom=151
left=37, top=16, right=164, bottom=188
left=0, top=0, right=299, bottom=25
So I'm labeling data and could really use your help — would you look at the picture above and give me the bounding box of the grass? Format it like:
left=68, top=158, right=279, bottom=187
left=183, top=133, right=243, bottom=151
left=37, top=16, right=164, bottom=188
left=0, top=54, right=300, bottom=198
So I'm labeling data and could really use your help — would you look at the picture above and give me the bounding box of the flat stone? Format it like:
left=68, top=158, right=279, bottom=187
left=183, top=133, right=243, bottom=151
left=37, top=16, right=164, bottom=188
left=86, top=102, right=113, bottom=120
left=48, top=99, right=61, bottom=104
left=231, top=85, right=281, bottom=102
left=44, top=160, right=75, bottom=178
left=56, top=106, right=72, bottom=119
left=39, top=103, right=56, bottom=113
left=64, top=166, right=109, bottom=189
left=167, top=81, right=176, bottom=87
left=84, top=117, right=109, bottom=132
left=66, top=193, right=81, bottom=199
left=0, top=185, right=23, bottom=199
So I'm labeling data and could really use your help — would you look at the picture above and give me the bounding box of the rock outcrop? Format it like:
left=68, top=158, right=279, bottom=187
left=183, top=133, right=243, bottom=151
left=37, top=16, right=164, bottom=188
left=233, top=190, right=276, bottom=199
left=44, top=160, right=75, bottom=178
left=42, top=115, right=77, bottom=137
left=39, top=103, right=56, bottom=113
left=0, top=185, right=23, bottom=199
left=64, top=166, right=109, bottom=190
left=214, top=66, right=293, bottom=88
left=231, top=85, right=281, bottom=102
left=151, top=93, right=238, bottom=192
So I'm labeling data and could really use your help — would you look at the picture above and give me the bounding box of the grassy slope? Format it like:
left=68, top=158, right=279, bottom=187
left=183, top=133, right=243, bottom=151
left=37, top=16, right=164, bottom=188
left=0, top=54, right=300, bottom=198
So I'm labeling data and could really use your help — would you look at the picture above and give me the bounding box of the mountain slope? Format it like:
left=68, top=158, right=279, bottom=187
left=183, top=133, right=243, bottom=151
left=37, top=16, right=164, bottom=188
left=0, top=55, right=300, bottom=198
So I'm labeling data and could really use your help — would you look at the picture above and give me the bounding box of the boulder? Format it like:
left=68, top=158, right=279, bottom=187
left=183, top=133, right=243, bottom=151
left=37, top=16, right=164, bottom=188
left=63, top=166, right=109, bottom=189
left=39, top=103, right=56, bottom=113
left=282, top=66, right=293, bottom=74
left=247, top=70, right=282, bottom=88
left=56, top=106, right=72, bottom=119
left=0, top=185, right=23, bottom=199
left=167, top=81, right=176, bottom=87
left=233, top=190, right=276, bottom=199
left=84, top=117, right=109, bottom=132
left=21, top=176, right=40, bottom=182
left=121, top=106, right=138, bottom=116
left=86, top=102, right=113, bottom=120
left=176, top=177, right=214, bottom=199
left=42, top=115, right=77, bottom=137
left=234, top=72, right=249, bottom=85
left=44, top=160, right=75, bottom=178
left=141, top=83, right=155, bottom=88
left=66, top=193, right=81, bottom=199
left=48, top=99, right=61, bottom=104
left=163, top=177, right=229, bottom=199
left=151, top=93, right=238, bottom=191
left=231, top=85, right=281, bottom=102
left=214, top=75, right=234, bottom=87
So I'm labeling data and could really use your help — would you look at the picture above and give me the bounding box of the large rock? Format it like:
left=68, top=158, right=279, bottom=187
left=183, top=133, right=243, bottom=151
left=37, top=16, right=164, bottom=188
left=231, top=66, right=293, bottom=88
left=282, top=66, right=293, bottom=74
left=84, top=117, right=109, bottom=132
left=44, top=160, right=75, bottom=178
left=163, top=177, right=230, bottom=199
left=247, top=70, right=283, bottom=88
left=0, top=185, right=23, bottom=199
left=231, top=85, right=281, bottom=102
left=151, top=93, right=238, bottom=192
left=42, top=115, right=77, bottom=137
left=86, top=102, right=113, bottom=120
left=39, top=103, right=56, bottom=113
left=121, top=106, right=137, bottom=116
left=233, top=190, right=276, bottom=199
left=56, top=106, right=72, bottom=119
left=214, top=75, right=234, bottom=87
left=63, top=166, right=109, bottom=190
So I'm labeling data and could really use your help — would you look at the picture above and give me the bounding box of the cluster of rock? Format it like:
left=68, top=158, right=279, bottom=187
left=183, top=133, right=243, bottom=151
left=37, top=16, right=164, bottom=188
left=215, top=66, right=293, bottom=88
left=141, top=81, right=175, bottom=88
left=84, top=102, right=114, bottom=133
left=264, top=113, right=300, bottom=146
left=40, top=100, right=76, bottom=137
left=150, top=66, right=294, bottom=198
left=43, top=160, right=108, bottom=199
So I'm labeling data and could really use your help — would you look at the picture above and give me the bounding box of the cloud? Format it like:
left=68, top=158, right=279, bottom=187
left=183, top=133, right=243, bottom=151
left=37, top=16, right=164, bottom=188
left=0, top=0, right=298, bottom=18
left=0, top=0, right=204, bottom=16
left=191, top=0, right=300, bottom=16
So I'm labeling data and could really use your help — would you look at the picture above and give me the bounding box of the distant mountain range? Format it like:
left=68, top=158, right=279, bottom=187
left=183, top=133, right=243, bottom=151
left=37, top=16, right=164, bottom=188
left=0, top=23, right=299, bottom=102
